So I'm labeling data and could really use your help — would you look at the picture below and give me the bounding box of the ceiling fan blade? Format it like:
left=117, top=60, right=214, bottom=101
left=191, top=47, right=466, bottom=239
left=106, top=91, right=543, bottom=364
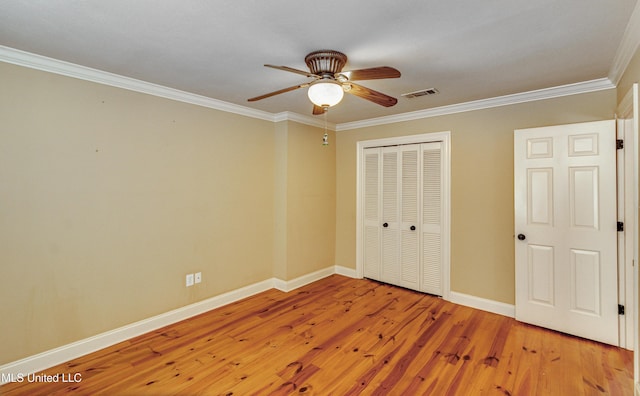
left=346, top=83, right=398, bottom=107
left=264, top=64, right=319, bottom=78
left=247, top=83, right=309, bottom=102
left=312, top=105, right=326, bottom=115
left=340, top=66, right=401, bottom=81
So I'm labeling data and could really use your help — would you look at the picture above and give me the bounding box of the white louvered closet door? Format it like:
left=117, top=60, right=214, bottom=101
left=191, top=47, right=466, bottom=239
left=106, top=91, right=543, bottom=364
left=422, top=142, right=444, bottom=295
left=398, top=145, right=420, bottom=291
left=363, top=150, right=380, bottom=280
left=362, top=142, right=443, bottom=295
left=381, top=147, right=401, bottom=284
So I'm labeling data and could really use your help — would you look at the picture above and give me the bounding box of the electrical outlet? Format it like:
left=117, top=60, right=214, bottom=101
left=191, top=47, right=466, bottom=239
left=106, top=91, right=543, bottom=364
left=195, top=272, right=202, bottom=284
left=186, top=273, right=194, bottom=287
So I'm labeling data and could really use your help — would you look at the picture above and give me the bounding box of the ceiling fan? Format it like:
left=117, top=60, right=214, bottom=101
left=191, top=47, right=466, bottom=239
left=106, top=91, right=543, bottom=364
left=248, top=50, right=401, bottom=115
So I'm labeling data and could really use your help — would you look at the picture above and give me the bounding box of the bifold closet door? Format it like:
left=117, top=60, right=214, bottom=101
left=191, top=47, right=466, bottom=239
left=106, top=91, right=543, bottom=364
left=362, top=141, right=444, bottom=295
left=363, top=149, right=381, bottom=280
left=363, top=143, right=438, bottom=293
left=380, top=147, right=401, bottom=285
left=421, top=142, right=443, bottom=296
left=398, top=145, right=420, bottom=291
left=377, top=145, right=421, bottom=288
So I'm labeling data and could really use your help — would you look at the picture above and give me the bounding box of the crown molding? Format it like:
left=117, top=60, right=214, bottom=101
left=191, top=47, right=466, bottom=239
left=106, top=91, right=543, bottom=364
left=336, top=78, right=615, bottom=131
left=0, top=45, right=615, bottom=133
left=0, top=45, right=338, bottom=130
left=0, top=45, right=279, bottom=122
left=609, top=1, right=640, bottom=85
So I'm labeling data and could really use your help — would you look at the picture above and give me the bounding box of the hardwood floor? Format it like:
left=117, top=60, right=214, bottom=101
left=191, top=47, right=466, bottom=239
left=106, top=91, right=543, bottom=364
left=1, top=275, right=634, bottom=395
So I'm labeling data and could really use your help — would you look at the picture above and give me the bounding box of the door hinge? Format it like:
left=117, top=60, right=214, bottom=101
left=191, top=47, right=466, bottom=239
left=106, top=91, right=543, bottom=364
left=618, top=221, right=624, bottom=232
left=617, top=139, right=624, bottom=150
left=619, top=304, right=625, bottom=315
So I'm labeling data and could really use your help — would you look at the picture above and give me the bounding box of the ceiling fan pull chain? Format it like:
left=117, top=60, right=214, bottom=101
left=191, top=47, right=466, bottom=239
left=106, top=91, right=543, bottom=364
left=322, top=109, right=329, bottom=146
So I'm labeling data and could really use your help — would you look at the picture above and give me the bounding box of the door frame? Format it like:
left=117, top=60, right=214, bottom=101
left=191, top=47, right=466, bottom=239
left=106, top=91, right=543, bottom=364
left=616, top=84, right=639, bottom=382
left=355, top=131, right=451, bottom=300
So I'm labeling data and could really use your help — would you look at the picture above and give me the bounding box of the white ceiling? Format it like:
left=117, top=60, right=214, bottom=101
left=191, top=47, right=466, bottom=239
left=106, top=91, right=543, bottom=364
left=0, top=1, right=637, bottom=124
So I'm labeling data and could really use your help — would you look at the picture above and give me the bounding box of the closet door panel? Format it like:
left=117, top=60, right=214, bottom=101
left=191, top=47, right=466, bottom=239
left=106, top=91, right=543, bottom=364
left=381, top=148, right=400, bottom=284
left=400, top=145, right=420, bottom=290
left=422, top=142, right=443, bottom=295
left=363, top=149, right=381, bottom=279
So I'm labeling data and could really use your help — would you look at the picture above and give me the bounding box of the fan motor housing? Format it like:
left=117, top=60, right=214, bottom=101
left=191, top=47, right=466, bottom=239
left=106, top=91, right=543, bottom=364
left=305, top=50, right=347, bottom=76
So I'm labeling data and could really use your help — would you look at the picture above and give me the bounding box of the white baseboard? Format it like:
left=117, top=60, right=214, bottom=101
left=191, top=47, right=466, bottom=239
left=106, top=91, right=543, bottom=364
left=636, top=381, right=640, bottom=396
left=335, top=265, right=358, bottom=278
left=0, top=265, right=359, bottom=384
left=448, top=291, right=515, bottom=318
left=0, top=278, right=275, bottom=384
left=273, top=266, right=336, bottom=292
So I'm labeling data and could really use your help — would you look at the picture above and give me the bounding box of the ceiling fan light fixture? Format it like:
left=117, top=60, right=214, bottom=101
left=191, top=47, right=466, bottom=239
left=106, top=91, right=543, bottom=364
left=248, top=50, right=400, bottom=113
left=307, top=81, right=344, bottom=107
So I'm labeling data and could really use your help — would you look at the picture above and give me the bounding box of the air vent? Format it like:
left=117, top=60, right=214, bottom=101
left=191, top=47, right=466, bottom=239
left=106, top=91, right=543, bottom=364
left=402, top=88, right=439, bottom=99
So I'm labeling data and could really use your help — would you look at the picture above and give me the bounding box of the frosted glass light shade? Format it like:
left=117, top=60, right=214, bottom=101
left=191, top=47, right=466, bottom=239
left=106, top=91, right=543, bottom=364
left=307, top=81, right=344, bottom=107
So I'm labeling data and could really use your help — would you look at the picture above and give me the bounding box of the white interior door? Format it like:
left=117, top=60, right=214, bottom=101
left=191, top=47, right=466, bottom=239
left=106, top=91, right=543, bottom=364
left=514, top=120, right=618, bottom=346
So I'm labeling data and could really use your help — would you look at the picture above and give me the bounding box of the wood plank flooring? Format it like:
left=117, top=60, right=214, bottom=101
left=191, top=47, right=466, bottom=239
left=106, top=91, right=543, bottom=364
left=1, top=275, right=634, bottom=395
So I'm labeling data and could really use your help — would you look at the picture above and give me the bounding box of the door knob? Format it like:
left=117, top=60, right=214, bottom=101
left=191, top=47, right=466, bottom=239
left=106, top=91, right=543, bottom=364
left=383, top=222, right=389, bottom=228
left=410, top=225, right=416, bottom=231
left=517, top=234, right=526, bottom=241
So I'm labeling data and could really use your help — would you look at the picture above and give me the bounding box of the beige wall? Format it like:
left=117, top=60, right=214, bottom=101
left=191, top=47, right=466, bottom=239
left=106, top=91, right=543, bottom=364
left=0, top=62, right=334, bottom=365
left=335, top=90, right=617, bottom=305
left=273, top=120, right=336, bottom=280
left=285, top=122, right=336, bottom=279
